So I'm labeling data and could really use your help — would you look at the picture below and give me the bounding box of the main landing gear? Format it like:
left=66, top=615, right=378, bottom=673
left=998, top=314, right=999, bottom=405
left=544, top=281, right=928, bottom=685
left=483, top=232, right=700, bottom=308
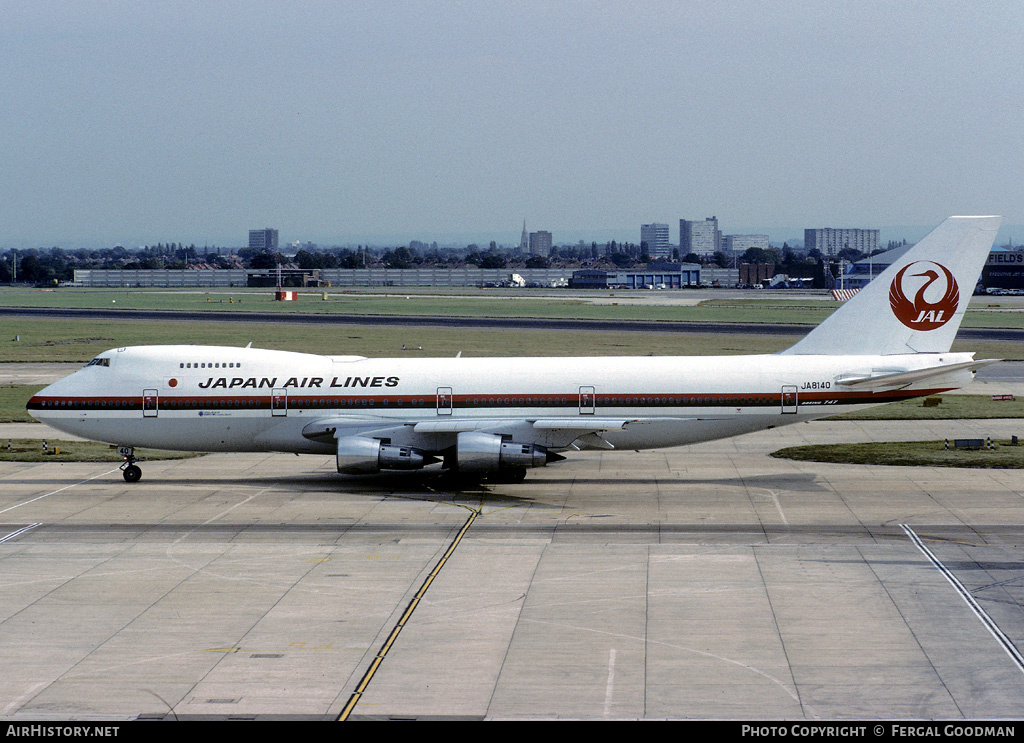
left=118, top=446, right=142, bottom=483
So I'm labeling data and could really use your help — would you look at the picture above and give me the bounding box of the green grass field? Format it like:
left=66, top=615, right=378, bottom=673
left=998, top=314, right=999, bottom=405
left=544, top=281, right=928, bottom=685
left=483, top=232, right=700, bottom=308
left=0, top=315, right=803, bottom=363
left=1, top=285, right=1022, bottom=363
left=2, top=286, right=1022, bottom=328
left=771, top=439, right=1024, bottom=468
left=0, top=438, right=201, bottom=463
left=0, top=314, right=1016, bottom=361
left=0, top=384, right=44, bottom=422
left=828, top=394, right=1024, bottom=420
left=1, top=286, right=834, bottom=324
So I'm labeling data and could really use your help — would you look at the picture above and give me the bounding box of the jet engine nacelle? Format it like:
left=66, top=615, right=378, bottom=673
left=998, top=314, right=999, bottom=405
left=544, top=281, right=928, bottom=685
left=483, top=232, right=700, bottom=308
left=336, top=436, right=433, bottom=474
left=455, top=431, right=552, bottom=472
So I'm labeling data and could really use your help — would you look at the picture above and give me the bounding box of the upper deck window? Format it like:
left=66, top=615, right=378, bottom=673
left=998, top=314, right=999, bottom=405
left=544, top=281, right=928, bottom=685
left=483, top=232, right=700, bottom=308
left=85, top=357, right=110, bottom=368
left=180, top=361, right=240, bottom=369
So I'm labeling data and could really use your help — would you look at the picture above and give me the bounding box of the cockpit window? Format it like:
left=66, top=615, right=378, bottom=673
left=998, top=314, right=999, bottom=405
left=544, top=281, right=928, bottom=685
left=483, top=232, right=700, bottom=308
left=85, top=357, right=111, bottom=368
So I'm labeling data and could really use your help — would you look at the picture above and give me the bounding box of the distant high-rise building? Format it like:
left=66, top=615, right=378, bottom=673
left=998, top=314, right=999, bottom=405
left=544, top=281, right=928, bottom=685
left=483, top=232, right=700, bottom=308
left=641, top=223, right=671, bottom=258
left=249, top=228, right=279, bottom=252
left=529, top=231, right=552, bottom=256
left=680, top=217, right=720, bottom=257
left=723, top=234, right=769, bottom=254
left=804, top=227, right=878, bottom=257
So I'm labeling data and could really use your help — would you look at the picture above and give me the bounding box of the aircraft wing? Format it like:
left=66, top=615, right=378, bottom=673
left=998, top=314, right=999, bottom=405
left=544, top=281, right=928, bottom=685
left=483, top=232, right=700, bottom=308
left=835, top=359, right=1001, bottom=391
left=412, top=417, right=648, bottom=450
left=303, top=416, right=640, bottom=439
left=300, top=415, right=680, bottom=452
left=413, top=417, right=640, bottom=433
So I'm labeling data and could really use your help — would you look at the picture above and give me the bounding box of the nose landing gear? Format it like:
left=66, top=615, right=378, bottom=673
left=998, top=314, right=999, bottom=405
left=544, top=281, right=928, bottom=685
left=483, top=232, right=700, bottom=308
left=118, top=447, right=142, bottom=483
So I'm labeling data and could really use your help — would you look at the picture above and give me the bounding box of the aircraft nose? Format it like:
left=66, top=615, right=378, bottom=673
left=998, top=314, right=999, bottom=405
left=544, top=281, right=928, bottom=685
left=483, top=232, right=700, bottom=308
left=26, top=384, right=52, bottom=421
left=26, top=378, right=69, bottom=421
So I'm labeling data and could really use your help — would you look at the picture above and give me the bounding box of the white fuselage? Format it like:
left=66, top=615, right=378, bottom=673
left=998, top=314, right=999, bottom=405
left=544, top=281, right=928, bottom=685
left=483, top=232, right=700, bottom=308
left=28, top=345, right=974, bottom=457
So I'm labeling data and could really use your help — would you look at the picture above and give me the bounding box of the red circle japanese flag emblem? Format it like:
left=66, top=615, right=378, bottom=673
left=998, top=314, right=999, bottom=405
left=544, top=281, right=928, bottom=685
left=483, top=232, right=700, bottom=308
left=888, top=261, right=960, bottom=331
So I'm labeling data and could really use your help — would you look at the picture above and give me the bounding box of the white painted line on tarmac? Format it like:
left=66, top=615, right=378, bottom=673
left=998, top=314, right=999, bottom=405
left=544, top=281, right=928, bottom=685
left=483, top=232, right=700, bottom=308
left=0, top=522, right=41, bottom=543
left=0, top=467, right=121, bottom=516
left=604, top=648, right=617, bottom=718
left=1, top=682, right=46, bottom=716
left=901, top=524, right=1024, bottom=674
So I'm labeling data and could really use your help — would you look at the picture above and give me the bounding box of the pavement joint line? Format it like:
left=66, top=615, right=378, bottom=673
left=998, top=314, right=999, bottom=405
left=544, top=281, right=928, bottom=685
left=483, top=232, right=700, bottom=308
left=901, top=523, right=1024, bottom=674
left=337, top=503, right=481, bottom=721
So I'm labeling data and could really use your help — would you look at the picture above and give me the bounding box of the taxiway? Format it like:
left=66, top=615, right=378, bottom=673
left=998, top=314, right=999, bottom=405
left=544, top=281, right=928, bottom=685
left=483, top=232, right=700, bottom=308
left=2, top=414, right=1024, bottom=720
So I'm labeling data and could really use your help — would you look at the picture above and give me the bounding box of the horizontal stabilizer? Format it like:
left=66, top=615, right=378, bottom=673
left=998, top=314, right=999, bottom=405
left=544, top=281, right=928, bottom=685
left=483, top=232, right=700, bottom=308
left=835, top=359, right=1000, bottom=390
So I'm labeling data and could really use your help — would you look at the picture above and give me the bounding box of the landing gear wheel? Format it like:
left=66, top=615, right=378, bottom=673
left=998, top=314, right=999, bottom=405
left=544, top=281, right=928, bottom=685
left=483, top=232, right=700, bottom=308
left=118, top=446, right=141, bottom=483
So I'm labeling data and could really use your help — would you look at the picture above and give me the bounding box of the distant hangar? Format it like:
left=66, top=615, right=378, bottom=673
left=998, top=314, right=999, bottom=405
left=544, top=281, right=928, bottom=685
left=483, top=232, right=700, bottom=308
left=842, top=246, right=1024, bottom=292
left=570, top=263, right=702, bottom=289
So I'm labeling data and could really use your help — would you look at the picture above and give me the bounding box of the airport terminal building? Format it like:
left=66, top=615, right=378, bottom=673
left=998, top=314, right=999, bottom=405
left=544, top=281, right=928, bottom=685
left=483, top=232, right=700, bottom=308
left=570, top=263, right=701, bottom=289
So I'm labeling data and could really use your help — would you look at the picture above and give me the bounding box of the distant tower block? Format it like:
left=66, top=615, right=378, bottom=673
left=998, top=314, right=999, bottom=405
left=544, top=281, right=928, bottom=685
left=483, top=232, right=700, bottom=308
left=529, top=230, right=552, bottom=256
left=249, top=228, right=279, bottom=252
left=680, top=217, right=720, bottom=257
left=641, top=223, right=670, bottom=258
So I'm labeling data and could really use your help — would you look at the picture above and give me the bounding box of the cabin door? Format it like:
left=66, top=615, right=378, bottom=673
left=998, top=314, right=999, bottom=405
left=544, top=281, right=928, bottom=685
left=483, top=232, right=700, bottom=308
left=437, top=387, right=453, bottom=416
left=271, top=388, right=288, bottom=417
left=579, top=386, right=596, bottom=415
left=142, top=389, right=159, bottom=418
left=781, top=385, right=798, bottom=414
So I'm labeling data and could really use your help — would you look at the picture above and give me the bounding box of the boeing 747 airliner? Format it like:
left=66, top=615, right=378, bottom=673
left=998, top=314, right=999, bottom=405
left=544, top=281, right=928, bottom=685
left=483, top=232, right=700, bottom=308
left=28, top=216, right=1001, bottom=483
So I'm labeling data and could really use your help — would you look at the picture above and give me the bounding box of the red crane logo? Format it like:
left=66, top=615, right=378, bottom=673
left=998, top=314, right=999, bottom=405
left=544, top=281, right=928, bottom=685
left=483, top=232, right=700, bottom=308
left=888, top=261, right=960, bottom=330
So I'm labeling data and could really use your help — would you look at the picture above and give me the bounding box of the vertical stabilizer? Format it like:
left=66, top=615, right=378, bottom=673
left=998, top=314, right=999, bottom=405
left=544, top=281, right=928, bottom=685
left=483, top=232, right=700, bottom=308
left=781, top=216, right=1001, bottom=356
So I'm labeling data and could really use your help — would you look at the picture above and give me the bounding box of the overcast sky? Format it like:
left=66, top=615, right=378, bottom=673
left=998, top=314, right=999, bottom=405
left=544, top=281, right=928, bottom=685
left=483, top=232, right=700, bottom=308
left=2, top=1, right=1021, bottom=248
